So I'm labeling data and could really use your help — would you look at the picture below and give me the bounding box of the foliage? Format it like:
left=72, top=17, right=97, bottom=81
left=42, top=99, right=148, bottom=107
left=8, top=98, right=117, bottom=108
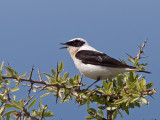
left=0, top=41, right=156, bottom=120
left=0, top=62, right=55, bottom=120
left=0, top=58, right=156, bottom=120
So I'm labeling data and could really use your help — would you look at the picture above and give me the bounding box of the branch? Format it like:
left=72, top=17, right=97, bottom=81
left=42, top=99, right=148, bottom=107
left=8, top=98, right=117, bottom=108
left=141, top=89, right=157, bottom=95
left=39, top=105, right=47, bottom=120
left=2, top=76, right=83, bottom=90
left=28, top=65, right=34, bottom=94
left=126, top=40, right=148, bottom=60
left=28, top=65, right=34, bottom=80
left=107, top=110, right=115, bottom=120
left=136, top=40, right=147, bottom=59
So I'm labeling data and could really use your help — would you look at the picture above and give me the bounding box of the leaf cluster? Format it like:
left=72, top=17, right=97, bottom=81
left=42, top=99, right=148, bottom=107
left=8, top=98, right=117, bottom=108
left=0, top=58, right=156, bottom=120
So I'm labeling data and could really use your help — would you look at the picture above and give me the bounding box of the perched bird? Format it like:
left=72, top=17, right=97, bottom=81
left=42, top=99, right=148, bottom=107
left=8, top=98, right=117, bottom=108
left=61, top=38, right=150, bottom=81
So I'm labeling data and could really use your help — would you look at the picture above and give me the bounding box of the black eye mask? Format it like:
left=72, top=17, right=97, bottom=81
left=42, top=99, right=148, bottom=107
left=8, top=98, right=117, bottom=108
left=66, top=40, right=85, bottom=47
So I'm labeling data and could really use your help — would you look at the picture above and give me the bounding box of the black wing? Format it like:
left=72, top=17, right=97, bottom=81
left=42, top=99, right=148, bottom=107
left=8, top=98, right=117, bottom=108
left=76, top=50, right=135, bottom=68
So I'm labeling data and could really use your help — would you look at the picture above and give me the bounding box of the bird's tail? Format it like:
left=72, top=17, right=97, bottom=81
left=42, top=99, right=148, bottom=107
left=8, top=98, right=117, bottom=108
left=126, top=67, right=151, bottom=74
left=136, top=69, right=151, bottom=74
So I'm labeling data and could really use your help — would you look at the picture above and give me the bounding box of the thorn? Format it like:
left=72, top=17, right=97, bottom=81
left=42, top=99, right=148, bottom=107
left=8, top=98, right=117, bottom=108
left=126, top=53, right=135, bottom=60
left=29, top=65, right=34, bottom=80
left=37, top=67, right=43, bottom=82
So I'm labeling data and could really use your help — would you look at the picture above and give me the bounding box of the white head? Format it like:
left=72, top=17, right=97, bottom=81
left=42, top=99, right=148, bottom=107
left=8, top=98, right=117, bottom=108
left=61, top=38, right=89, bottom=55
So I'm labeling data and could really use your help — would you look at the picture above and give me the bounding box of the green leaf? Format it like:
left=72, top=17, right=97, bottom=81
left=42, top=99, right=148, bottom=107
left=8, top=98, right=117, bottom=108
left=127, top=90, right=140, bottom=95
left=59, top=89, right=63, bottom=99
left=20, top=72, right=27, bottom=78
left=98, top=108, right=104, bottom=117
left=69, top=79, right=74, bottom=86
left=129, top=103, right=134, bottom=108
left=0, top=74, right=2, bottom=80
left=117, top=110, right=123, bottom=118
left=141, top=97, right=149, bottom=105
left=135, top=79, right=140, bottom=91
left=125, top=108, right=129, bottom=115
left=5, top=80, right=10, bottom=85
left=31, top=110, right=38, bottom=117
left=139, top=79, right=146, bottom=90
left=28, top=98, right=37, bottom=110
left=98, top=88, right=106, bottom=94
left=10, top=87, right=20, bottom=92
left=43, top=73, right=54, bottom=82
left=112, top=110, right=118, bottom=119
left=122, top=103, right=129, bottom=115
left=43, top=111, right=55, bottom=117
left=6, top=113, right=11, bottom=120
left=0, top=61, right=4, bottom=71
left=8, top=68, right=19, bottom=77
left=76, top=74, right=81, bottom=83
left=87, top=101, right=90, bottom=110
left=114, top=97, right=129, bottom=104
left=134, top=58, right=139, bottom=67
left=60, top=97, right=70, bottom=103
left=40, top=93, right=50, bottom=98
left=2, top=110, right=16, bottom=117
left=5, top=66, right=13, bottom=76
left=134, top=101, right=140, bottom=108
left=63, top=72, right=69, bottom=81
left=39, top=100, right=42, bottom=112
left=130, top=97, right=139, bottom=103
left=139, top=63, right=148, bottom=67
left=146, top=82, right=153, bottom=89
left=116, top=75, right=123, bottom=87
left=20, top=98, right=24, bottom=107
left=13, top=95, right=16, bottom=100
left=107, top=82, right=113, bottom=94
left=88, top=108, right=97, bottom=115
left=128, top=58, right=134, bottom=63
left=0, top=107, right=5, bottom=115
left=51, top=69, right=56, bottom=77
left=58, top=61, right=63, bottom=72
left=33, top=88, right=36, bottom=93
left=86, top=115, right=95, bottom=119
left=129, top=72, right=136, bottom=82
left=5, top=104, right=14, bottom=109
left=11, top=100, right=23, bottom=110
left=102, top=81, right=108, bottom=90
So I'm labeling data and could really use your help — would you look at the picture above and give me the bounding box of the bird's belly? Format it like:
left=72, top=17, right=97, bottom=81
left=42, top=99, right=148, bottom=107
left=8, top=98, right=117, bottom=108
left=76, top=63, right=125, bottom=80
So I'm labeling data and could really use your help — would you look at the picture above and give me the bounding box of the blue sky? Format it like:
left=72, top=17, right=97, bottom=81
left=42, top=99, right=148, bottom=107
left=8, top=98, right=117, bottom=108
left=0, top=0, right=160, bottom=119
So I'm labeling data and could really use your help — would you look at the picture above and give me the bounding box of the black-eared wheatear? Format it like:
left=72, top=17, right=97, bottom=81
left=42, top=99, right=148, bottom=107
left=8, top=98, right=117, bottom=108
left=61, top=38, right=150, bottom=81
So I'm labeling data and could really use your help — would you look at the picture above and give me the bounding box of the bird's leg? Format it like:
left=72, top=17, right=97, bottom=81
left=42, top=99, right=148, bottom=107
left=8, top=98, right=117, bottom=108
left=79, top=75, right=85, bottom=86
left=81, top=76, right=83, bottom=80
left=86, top=77, right=100, bottom=90
left=80, top=76, right=83, bottom=85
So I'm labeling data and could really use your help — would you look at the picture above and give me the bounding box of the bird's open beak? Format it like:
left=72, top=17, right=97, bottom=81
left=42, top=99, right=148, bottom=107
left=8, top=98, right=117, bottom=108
left=60, top=43, right=68, bottom=49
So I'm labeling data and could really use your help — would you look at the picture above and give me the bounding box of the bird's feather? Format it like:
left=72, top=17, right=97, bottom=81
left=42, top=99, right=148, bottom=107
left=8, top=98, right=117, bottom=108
left=76, top=50, right=136, bottom=69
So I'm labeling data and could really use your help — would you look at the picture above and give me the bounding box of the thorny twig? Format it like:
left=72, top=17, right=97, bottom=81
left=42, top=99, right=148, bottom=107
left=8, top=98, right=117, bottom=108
left=56, top=63, right=59, bottom=103
left=28, top=65, right=34, bottom=94
left=40, top=105, right=47, bottom=120
left=126, top=40, right=148, bottom=60
left=2, top=76, right=83, bottom=90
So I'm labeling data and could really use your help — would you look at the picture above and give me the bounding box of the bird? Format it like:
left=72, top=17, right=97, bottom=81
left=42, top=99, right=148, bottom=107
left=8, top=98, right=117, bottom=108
left=61, top=38, right=150, bottom=83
